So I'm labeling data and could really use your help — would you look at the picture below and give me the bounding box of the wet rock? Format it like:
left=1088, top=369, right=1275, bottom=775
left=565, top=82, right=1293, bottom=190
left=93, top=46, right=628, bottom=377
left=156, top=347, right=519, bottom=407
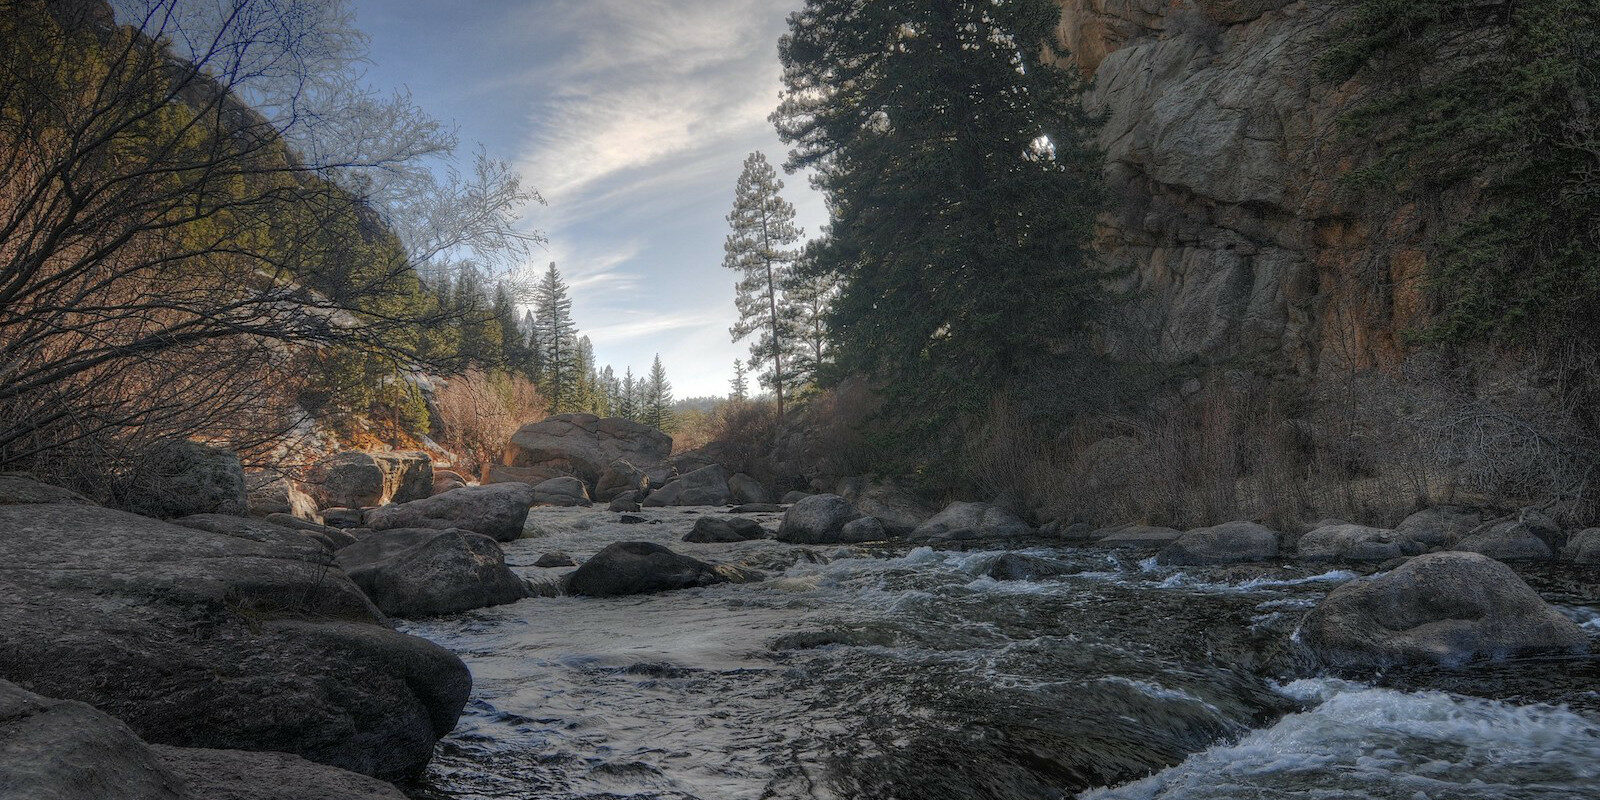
left=776, top=494, right=862, bottom=543
left=729, top=503, right=783, bottom=513
left=532, top=476, right=592, bottom=507
left=534, top=551, right=577, bottom=568
left=608, top=493, right=642, bottom=512
left=115, top=440, right=246, bottom=518
left=431, top=469, right=468, bottom=496
left=595, top=459, right=648, bottom=501
left=0, top=474, right=94, bottom=506
left=566, top=541, right=731, bottom=597
left=0, top=503, right=470, bottom=782
left=1094, top=525, right=1183, bottom=549
left=781, top=490, right=811, bottom=504
left=643, top=464, right=732, bottom=507
left=1395, top=505, right=1484, bottom=547
left=244, top=471, right=318, bottom=521
left=364, top=483, right=535, bottom=542
left=728, top=472, right=772, bottom=505
left=336, top=528, right=529, bottom=618
left=685, top=516, right=767, bottom=543
left=504, top=414, right=672, bottom=486
left=839, top=516, right=888, bottom=543
left=1297, top=551, right=1590, bottom=669
left=618, top=514, right=646, bottom=524
left=1454, top=513, right=1557, bottom=561
left=837, top=477, right=939, bottom=535
left=153, top=745, right=407, bottom=800
left=911, top=502, right=1030, bottom=541
left=1561, top=528, right=1600, bottom=564
left=1157, top=522, right=1279, bottom=565
left=986, top=553, right=1075, bottom=581
left=1296, top=524, right=1421, bottom=562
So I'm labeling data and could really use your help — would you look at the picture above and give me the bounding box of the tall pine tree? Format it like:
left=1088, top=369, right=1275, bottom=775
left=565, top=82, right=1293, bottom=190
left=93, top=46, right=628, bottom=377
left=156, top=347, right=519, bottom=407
left=730, top=359, right=749, bottom=401
left=783, top=241, right=839, bottom=391
left=533, top=262, right=579, bottom=412
left=773, top=0, right=1104, bottom=438
left=642, top=354, right=675, bottom=432
left=723, top=151, right=802, bottom=417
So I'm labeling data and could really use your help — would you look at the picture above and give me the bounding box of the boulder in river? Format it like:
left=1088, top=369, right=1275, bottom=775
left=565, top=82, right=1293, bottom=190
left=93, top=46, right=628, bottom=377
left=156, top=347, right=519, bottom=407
left=1394, top=505, right=1484, bottom=548
left=910, top=501, right=1030, bottom=541
left=1562, top=528, right=1600, bottom=564
left=1453, top=516, right=1556, bottom=561
left=504, top=414, right=672, bottom=486
left=643, top=464, right=732, bottom=507
left=365, top=482, right=535, bottom=542
left=1094, top=525, right=1183, bottom=549
left=776, top=494, right=862, bottom=543
left=728, top=472, right=772, bottom=505
left=0, top=502, right=470, bottom=782
left=986, top=553, right=1075, bottom=581
left=566, top=541, right=755, bottom=597
left=115, top=439, right=247, bottom=518
left=595, top=459, right=648, bottom=501
left=684, top=516, right=767, bottom=543
left=1157, top=521, right=1279, bottom=565
left=608, top=492, right=642, bottom=512
left=0, top=678, right=407, bottom=800
left=532, top=476, right=592, bottom=507
left=535, top=551, right=577, bottom=568
left=1296, top=524, right=1421, bottom=562
left=781, top=490, right=811, bottom=504
left=836, top=476, right=939, bottom=535
left=839, top=515, right=887, bottom=543
left=336, top=528, right=530, bottom=618
left=1297, top=551, right=1590, bottom=669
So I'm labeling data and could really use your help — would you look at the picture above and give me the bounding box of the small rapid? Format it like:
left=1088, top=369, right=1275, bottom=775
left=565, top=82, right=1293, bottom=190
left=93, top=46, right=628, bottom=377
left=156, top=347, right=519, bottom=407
left=405, top=507, right=1600, bottom=800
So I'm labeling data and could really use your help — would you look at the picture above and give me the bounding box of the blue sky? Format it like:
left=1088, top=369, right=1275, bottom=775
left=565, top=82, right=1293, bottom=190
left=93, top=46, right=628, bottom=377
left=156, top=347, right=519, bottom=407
left=355, top=0, right=825, bottom=398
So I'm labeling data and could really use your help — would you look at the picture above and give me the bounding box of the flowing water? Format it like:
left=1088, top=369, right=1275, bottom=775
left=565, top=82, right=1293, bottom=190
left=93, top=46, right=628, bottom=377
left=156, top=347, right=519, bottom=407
left=405, top=506, right=1600, bottom=800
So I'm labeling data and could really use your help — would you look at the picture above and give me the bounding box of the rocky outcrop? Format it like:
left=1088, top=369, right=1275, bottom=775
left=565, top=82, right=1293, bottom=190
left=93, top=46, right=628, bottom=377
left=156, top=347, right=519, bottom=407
left=244, top=471, right=320, bottom=522
left=335, top=528, right=530, bottom=618
left=0, top=679, right=405, bottom=800
left=643, top=464, right=732, bottom=507
left=504, top=414, right=671, bottom=486
left=115, top=440, right=247, bottom=518
left=1454, top=527, right=1555, bottom=562
left=1297, top=551, right=1590, bottom=669
left=531, top=476, right=592, bottom=507
left=910, top=502, right=1031, bottom=541
left=431, top=469, right=468, bottom=496
left=1296, top=523, right=1420, bottom=562
left=566, top=542, right=746, bottom=597
left=1395, top=506, right=1484, bottom=548
left=775, top=494, right=862, bottom=544
left=728, top=472, right=772, bottom=505
left=836, top=476, right=939, bottom=535
left=684, top=516, right=767, bottom=543
left=0, top=502, right=470, bottom=782
left=364, top=483, right=535, bottom=542
left=305, top=452, right=431, bottom=510
left=1157, top=521, right=1279, bottom=565
left=594, top=459, right=648, bottom=501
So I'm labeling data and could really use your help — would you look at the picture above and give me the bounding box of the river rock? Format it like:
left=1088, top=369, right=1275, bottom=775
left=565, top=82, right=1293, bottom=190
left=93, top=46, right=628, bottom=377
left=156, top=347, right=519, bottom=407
left=776, top=494, right=862, bottom=543
left=1296, top=524, right=1420, bottom=562
left=0, top=503, right=470, bottom=782
left=114, top=440, right=246, bottom=518
left=1453, top=512, right=1558, bottom=561
left=608, top=492, right=642, bottom=512
left=595, top=459, right=648, bottom=501
left=1562, top=528, right=1600, bottom=564
left=534, top=551, right=577, bottom=568
left=643, top=464, right=732, bottom=507
left=153, top=745, right=407, bottom=800
left=838, top=515, right=887, bottom=542
left=1297, top=551, right=1590, bottom=669
left=911, top=502, right=1030, bottom=541
left=566, top=541, right=732, bottom=597
left=1394, top=506, right=1484, bottom=547
left=685, top=516, right=767, bottom=543
left=431, top=469, right=468, bottom=495
left=987, top=553, right=1075, bottom=581
left=728, top=472, right=772, bottom=505
left=0, top=474, right=94, bottom=505
left=305, top=452, right=431, bottom=510
left=532, top=476, right=592, bottom=507
left=781, top=490, right=811, bottom=504
left=244, top=471, right=319, bottom=521
left=1094, top=525, right=1183, bottom=548
left=1157, top=521, right=1279, bottom=565
left=364, top=482, right=535, bottom=542
left=504, top=414, right=672, bottom=485
left=837, top=477, right=938, bottom=535
left=336, top=528, right=529, bottom=618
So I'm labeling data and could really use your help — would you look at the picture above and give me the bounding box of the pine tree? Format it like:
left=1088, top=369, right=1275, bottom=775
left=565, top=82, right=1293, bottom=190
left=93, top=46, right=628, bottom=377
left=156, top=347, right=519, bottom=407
left=532, top=262, right=579, bottom=412
left=730, top=359, right=749, bottom=401
left=783, top=242, right=839, bottom=390
left=723, top=151, right=802, bottom=417
left=599, top=364, right=619, bottom=416
left=491, top=282, right=520, bottom=366
left=641, top=354, right=675, bottom=431
left=774, top=0, right=1104, bottom=435
left=617, top=367, right=639, bottom=421
left=519, top=309, right=544, bottom=382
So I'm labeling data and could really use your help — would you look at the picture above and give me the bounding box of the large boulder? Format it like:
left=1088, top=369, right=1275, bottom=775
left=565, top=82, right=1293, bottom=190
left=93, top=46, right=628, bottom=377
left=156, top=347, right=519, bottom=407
left=838, top=516, right=888, bottom=543
left=1453, top=513, right=1558, bottom=561
left=1296, top=551, right=1590, bottom=669
left=431, top=469, right=468, bottom=496
left=305, top=452, right=431, bottom=510
left=244, top=471, right=319, bottom=522
left=566, top=541, right=738, bottom=597
left=987, top=553, right=1075, bottom=581
left=531, top=476, right=592, bottom=507
left=1094, top=525, right=1183, bottom=549
left=1395, top=506, right=1484, bottom=548
left=504, top=414, right=672, bottom=485
left=728, top=472, right=772, bottom=505
left=1157, top=521, right=1279, bottom=565
left=910, top=502, right=1030, bottom=541
left=836, top=476, right=938, bottom=535
left=684, top=516, right=767, bottom=543
left=0, top=503, right=470, bottom=782
left=0, top=474, right=94, bottom=506
left=336, top=529, right=530, bottom=618
left=642, top=464, right=732, bottom=507
left=485, top=464, right=569, bottom=487
left=776, top=494, right=862, bottom=544
left=1562, top=528, right=1600, bottom=564
left=370, top=452, right=433, bottom=505
left=364, top=483, right=535, bottom=542
left=1296, top=524, right=1421, bottom=562
left=594, top=459, right=648, bottom=501
left=115, top=440, right=246, bottom=519
left=0, top=679, right=406, bottom=800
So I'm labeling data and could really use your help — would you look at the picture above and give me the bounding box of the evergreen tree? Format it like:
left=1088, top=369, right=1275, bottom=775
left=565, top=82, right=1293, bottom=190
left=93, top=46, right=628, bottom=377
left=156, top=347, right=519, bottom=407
left=773, top=0, right=1104, bottom=436
left=641, top=354, right=675, bottom=431
left=783, top=241, right=839, bottom=390
left=519, top=309, right=544, bottom=382
left=599, top=365, right=620, bottom=416
left=452, top=265, right=502, bottom=368
left=533, top=262, right=579, bottom=411
left=723, top=151, right=802, bottom=417
left=730, top=359, right=749, bottom=401
left=491, top=282, right=520, bottom=366
left=617, top=367, right=639, bottom=421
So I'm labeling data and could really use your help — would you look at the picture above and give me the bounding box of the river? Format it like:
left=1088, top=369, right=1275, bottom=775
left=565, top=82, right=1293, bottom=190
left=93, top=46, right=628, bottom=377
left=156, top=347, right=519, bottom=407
left=404, top=506, right=1600, bottom=800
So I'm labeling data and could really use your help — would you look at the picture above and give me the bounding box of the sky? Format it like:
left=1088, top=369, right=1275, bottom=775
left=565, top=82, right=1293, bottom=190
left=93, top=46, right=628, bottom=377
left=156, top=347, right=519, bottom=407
left=354, top=0, right=826, bottom=398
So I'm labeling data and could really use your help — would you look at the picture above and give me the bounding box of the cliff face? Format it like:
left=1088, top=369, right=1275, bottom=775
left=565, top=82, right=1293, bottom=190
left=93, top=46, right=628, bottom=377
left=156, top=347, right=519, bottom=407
left=1058, top=0, right=1427, bottom=379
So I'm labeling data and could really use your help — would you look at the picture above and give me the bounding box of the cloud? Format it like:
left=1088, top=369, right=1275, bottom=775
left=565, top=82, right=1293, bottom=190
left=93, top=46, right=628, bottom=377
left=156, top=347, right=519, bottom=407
left=583, top=309, right=718, bottom=346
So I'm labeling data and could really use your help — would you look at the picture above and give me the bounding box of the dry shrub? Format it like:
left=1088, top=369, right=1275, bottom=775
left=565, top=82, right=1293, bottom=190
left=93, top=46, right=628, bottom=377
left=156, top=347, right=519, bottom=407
left=431, top=370, right=547, bottom=477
